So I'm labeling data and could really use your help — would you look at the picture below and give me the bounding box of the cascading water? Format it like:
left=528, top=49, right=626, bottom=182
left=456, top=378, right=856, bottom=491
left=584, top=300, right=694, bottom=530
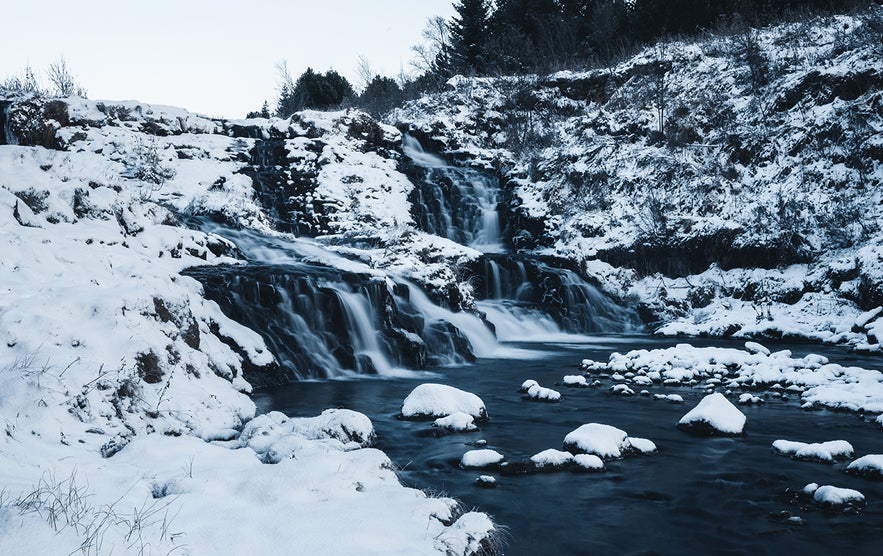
left=402, top=135, right=502, bottom=252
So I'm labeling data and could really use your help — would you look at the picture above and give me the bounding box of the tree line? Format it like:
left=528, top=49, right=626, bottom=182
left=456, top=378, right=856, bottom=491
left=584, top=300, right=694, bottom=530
left=252, top=0, right=877, bottom=119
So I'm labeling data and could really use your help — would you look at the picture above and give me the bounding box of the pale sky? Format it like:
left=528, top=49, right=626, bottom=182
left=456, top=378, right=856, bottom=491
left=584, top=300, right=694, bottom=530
left=2, top=0, right=456, bottom=118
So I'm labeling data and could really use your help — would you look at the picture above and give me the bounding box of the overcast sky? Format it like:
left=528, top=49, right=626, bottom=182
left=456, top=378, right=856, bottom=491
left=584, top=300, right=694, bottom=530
left=1, top=0, right=456, bottom=118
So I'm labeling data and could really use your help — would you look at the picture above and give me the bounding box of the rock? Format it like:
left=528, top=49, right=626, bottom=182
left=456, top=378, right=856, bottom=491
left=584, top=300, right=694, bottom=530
left=525, top=383, right=561, bottom=402
left=432, top=411, right=478, bottom=432
left=530, top=449, right=574, bottom=471
left=563, top=423, right=655, bottom=460
left=806, top=484, right=866, bottom=512
left=474, top=475, right=497, bottom=488
left=772, top=439, right=853, bottom=463
left=401, top=383, right=487, bottom=420
left=677, top=393, right=746, bottom=436
left=845, top=454, right=883, bottom=480
left=562, top=375, right=588, bottom=387
left=744, top=341, right=771, bottom=355
left=460, top=449, right=505, bottom=470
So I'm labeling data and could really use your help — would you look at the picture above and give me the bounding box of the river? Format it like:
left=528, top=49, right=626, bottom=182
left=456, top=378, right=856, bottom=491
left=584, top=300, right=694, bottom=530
left=255, top=336, right=883, bottom=555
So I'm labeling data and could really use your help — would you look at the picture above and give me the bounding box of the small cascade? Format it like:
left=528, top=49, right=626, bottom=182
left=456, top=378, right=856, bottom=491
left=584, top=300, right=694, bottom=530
left=402, top=135, right=502, bottom=253
left=184, top=221, right=488, bottom=384
left=472, top=255, right=643, bottom=335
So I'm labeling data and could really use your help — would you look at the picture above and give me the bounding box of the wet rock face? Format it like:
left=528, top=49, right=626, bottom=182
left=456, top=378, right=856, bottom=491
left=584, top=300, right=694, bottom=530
left=183, top=264, right=475, bottom=386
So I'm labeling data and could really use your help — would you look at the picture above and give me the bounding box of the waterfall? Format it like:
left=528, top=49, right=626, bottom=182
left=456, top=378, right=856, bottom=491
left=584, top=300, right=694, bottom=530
left=403, top=135, right=502, bottom=253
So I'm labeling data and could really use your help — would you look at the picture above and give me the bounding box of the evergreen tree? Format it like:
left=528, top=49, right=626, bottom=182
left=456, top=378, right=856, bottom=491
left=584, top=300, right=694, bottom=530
left=276, top=68, right=354, bottom=117
left=449, top=0, right=491, bottom=74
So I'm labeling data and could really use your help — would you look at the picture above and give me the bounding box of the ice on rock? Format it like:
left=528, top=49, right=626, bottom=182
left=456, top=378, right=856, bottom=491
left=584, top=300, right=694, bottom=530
left=530, top=449, right=574, bottom=469
left=772, top=439, right=853, bottom=463
left=461, top=449, right=505, bottom=469
left=563, top=423, right=656, bottom=460
left=433, top=411, right=479, bottom=432
left=845, top=454, right=883, bottom=480
left=401, top=383, right=487, bottom=420
left=677, top=393, right=746, bottom=436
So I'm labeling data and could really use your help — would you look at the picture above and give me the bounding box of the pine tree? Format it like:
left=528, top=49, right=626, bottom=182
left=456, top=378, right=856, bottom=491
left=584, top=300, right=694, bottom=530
left=449, top=0, right=491, bottom=74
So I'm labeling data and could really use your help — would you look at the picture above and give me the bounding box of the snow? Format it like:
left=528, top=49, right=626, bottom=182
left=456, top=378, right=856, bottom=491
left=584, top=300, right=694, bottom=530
left=738, top=393, right=764, bottom=404
left=563, top=423, right=656, bottom=460
left=525, top=383, right=561, bottom=401
left=433, top=411, right=479, bottom=432
left=771, top=439, right=854, bottom=462
left=562, top=375, right=588, bottom=387
left=461, top=449, right=505, bottom=469
left=0, top=93, right=500, bottom=555
left=531, top=449, right=574, bottom=468
left=812, top=485, right=865, bottom=507
left=678, top=393, right=747, bottom=436
left=572, top=454, right=605, bottom=471
left=401, top=383, right=487, bottom=420
left=845, top=454, right=883, bottom=479
left=590, top=344, right=883, bottom=415
left=654, top=394, right=684, bottom=404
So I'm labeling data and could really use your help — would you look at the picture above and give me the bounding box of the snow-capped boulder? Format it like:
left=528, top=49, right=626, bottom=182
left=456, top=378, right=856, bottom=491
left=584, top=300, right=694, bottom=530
left=804, top=484, right=866, bottom=512
left=738, top=393, right=764, bottom=404
left=519, top=379, right=539, bottom=392
left=530, top=449, right=574, bottom=471
left=433, top=411, right=479, bottom=432
left=401, top=383, right=487, bottom=420
left=474, top=475, right=497, bottom=488
left=610, top=384, right=635, bottom=396
left=744, top=341, right=771, bottom=355
left=572, top=454, right=605, bottom=472
left=461, top=449, right=505, bottom=470
left=845, top=454, right=883, bottom=480
left=525, top=383, right=561, bottom=401
left=627, top=437, right=658, bottom=455
left=562, top=375, right=588, bottom=387
left=563, top=423, right=656, bottom=460
left=654, top=393, right=684, bottom=403
left=772, top=440, right=854, bottom=463
left=677, top=393, right=746, bottom=436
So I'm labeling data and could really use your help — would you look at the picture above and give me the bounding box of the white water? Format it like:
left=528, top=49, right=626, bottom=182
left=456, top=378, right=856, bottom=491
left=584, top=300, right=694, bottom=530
left=403, top=135, right=503, bottom=253
left=335, top=290, right=396, bottom=376
left=476, top=301, right=598, bottom=343
left=406, top=284, right=547, bottom=360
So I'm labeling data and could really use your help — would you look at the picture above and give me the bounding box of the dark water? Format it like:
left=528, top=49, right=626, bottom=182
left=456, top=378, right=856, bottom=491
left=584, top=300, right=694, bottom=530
left=254, top=337, right=883, bottom=555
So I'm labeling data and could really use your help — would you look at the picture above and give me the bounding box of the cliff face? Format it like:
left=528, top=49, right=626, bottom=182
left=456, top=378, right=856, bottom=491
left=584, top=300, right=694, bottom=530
left=394, top=9, right=883, bottom=350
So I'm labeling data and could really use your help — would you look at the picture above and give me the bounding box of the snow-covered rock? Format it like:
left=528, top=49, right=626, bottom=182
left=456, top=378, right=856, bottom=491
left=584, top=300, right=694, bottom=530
left=525, top=383, right=561, bottom=401
left=610, top=384, right=636, bottom=396
left=474, top=475, right=497, bottom=488
left=654, top=393, right=684, bottom=404
left=572, top=454, right=605, bottom=472
left=530, top=449, right=574, bottom=470
left=461, top=449, right=505, bottom=470
left=738, top=393, right=764, bottom=405
left=562, top=375, right=588, bottom=387
left=401, top=383, right=487, bottom=420
left=433, top=411, right=479, bottom=432
left=808, top=484, right=866, bottom=511
left=845, top=454, right=883, bottom=480
left=677, top=393, right=746, bottom=436
left=563, top=423, right=656, bottom=460
left=771, top=439, right=853, bottom=463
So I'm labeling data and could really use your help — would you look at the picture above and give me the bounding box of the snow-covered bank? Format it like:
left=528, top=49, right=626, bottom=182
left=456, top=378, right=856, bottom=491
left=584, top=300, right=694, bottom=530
left=0, top=94, right=500, bottom=553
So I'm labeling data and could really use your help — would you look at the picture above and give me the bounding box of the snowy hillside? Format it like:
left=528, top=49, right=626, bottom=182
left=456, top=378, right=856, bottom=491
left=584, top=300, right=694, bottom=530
left=0, top=96, right=497, bottom=553
left=395, top=9, right=883, bottom=351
